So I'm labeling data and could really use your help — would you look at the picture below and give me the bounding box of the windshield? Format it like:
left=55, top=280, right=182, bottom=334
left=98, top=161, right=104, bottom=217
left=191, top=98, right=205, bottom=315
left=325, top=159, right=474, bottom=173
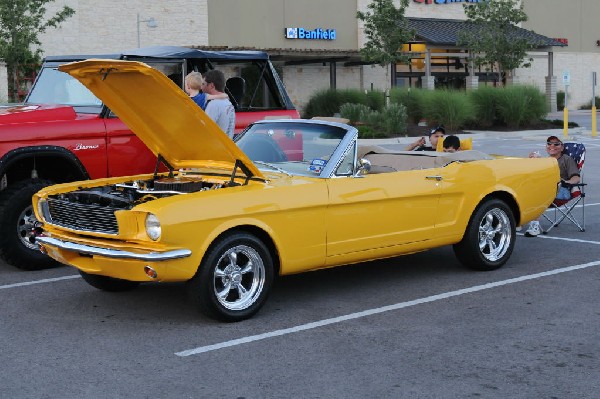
left=27, top=67, right=102, bottom=107
left=236, top=121, right=354, bottom=177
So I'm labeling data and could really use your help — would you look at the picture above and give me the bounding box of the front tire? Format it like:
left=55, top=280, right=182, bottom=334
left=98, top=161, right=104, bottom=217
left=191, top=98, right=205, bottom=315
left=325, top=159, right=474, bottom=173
left=0, top=179, right=57, bottom=270
left=453, top=199, right=515, bottom=271
left=188, top=232, right=274, bottom=322
left=79, top=271, right=140, bottom=292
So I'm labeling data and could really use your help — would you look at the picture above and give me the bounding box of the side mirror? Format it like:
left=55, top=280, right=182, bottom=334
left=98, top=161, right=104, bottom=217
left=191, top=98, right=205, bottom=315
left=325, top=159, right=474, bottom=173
left=355, top=158, right=371, bottom=176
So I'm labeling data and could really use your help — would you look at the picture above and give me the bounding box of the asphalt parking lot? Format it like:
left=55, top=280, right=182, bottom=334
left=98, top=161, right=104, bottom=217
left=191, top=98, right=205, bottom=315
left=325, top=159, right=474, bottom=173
left=1, top=131, right=599, bottom=398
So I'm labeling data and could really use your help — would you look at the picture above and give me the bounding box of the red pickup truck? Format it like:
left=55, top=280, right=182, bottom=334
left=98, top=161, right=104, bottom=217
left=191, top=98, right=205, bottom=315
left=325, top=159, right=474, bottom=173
left=0, top=46, right=299, bottom=270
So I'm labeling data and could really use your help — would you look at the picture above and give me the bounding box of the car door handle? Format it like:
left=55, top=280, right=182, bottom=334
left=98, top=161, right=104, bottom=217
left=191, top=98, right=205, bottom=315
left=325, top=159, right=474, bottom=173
left=425, top=175, right=442, bottom=181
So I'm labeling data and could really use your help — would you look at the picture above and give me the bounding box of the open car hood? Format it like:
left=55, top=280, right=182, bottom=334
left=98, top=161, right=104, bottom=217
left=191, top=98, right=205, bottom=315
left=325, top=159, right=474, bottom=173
left=59, top=59, right=264, bottom=180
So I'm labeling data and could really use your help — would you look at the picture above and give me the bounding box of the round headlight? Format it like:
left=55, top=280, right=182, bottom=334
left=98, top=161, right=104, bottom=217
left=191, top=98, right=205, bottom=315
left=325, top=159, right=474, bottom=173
left=145, top=213, right=161, bottom=241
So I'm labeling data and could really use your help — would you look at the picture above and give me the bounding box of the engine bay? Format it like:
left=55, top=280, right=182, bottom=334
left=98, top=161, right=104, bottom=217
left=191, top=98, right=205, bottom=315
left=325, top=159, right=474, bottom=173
left=49, top=175, right=228, bottom=210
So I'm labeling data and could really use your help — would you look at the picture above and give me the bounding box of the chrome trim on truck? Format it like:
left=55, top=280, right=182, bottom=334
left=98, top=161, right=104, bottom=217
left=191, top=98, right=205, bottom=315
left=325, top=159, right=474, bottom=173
left=36, top=236, right=191, bottom=261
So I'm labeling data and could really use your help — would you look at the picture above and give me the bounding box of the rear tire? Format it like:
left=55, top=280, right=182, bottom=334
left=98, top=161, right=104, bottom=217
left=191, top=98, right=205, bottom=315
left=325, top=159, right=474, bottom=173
left=453, top=199, right=515, bottom=271
left=79, top=271, right=140, bottom=292
left=0, top=179, right=58, bottom=270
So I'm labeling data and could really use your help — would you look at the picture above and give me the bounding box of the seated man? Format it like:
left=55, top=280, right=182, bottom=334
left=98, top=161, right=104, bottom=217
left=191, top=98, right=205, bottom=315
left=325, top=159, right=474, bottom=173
left=524, top=135, right=581, bottom=237
left=442, top=135, right=461, bottom=153
left=405, top=126, right=445, bottom=151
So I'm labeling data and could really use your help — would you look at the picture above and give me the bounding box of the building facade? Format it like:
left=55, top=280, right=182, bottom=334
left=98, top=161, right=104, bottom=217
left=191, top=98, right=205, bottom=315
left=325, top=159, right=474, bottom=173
left=520, top=0, right=600, bottom=109
left=7, top=0, right=597, bottom=111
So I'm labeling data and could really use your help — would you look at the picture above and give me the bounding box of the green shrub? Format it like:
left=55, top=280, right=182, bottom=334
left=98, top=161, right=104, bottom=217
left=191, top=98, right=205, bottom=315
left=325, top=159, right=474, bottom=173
left=302, top=88, right=382, bottom=119
left=580, top=96, right=600, bottom=109
left=365, top=90, right=385, bottom=111
left=357, top=108, right=386, bottom=138
left=339, top=103, right=371, bottom=124
left=421, top=90, right=474, bottom=132
left=468, top=86, right=499, bottom=128
left=519, top=85, right=548, bottom=122
left=496, top=88, right=529, bottom=128
left=378, top=103, right=407, bottom=136
left=557, top=91, right=565, bottom=111
left=390, top=88, right=426, bottom=123
left=495, top=86, right=547, bottom=128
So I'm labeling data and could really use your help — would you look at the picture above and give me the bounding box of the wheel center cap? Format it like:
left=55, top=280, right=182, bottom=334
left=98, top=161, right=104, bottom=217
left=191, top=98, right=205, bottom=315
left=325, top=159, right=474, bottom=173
left=232, top=272, right=242, bottom=284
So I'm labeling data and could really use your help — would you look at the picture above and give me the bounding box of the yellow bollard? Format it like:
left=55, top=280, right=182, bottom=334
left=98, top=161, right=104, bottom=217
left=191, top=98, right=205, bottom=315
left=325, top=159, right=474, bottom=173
left=593, top=106, right=597, bottom=137
left=563, top=107, right=569, bottom=138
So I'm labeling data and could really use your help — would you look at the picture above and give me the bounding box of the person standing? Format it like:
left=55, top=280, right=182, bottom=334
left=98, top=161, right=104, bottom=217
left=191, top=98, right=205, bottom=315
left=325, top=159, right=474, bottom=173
left=184, top=72, right=228, bottom=110
left=202, top=70, right=236, bottom=138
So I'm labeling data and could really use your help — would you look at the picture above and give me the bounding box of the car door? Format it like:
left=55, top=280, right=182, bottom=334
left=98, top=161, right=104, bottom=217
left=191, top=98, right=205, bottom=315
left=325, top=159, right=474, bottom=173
left=325, top=168, right=442, bottom=259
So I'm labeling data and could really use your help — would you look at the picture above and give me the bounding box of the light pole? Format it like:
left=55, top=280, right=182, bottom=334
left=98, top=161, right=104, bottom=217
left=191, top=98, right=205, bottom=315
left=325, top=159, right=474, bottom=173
left=137, top=13, right=158, bottom=48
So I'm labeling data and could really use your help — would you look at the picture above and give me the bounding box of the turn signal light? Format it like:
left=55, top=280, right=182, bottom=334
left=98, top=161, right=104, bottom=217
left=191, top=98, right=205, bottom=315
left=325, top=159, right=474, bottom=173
left=144, top=265, right=158, bottom=279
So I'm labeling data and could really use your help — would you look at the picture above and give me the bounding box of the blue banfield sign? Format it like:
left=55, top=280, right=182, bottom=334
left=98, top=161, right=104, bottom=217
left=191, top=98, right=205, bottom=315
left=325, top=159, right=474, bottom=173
left=285, top=27, right=337, bottom=40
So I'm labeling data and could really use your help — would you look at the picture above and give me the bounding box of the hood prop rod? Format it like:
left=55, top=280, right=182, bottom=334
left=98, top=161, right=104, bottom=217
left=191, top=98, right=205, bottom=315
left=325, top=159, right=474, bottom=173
left=153, top=154, right=175, bottom=179
left=229, top=159, right=255, bottom=186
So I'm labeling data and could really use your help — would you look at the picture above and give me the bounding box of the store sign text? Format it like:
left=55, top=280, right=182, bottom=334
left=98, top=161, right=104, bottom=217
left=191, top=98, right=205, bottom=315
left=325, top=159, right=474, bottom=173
left=285, top=27, right=337, bottom=40
left=414, top=0, right=482, bottom=4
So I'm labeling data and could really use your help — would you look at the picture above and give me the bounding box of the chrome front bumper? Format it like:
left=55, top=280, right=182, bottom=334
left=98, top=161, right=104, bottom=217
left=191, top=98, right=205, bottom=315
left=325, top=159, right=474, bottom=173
left=36, top=236, right=192, bottom=261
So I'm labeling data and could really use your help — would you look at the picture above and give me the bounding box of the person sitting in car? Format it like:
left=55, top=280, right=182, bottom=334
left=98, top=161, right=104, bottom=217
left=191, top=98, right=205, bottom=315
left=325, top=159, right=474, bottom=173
left=405, top=126, right=445, bottom=151
left=442, top=135, right=461, bottom=153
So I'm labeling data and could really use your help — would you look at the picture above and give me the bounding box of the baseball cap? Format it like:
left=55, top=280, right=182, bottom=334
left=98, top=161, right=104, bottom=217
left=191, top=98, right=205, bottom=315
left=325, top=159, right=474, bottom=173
left=429, top=125, right=445, bottom=135
left=547, top=135, right=562, bottom=144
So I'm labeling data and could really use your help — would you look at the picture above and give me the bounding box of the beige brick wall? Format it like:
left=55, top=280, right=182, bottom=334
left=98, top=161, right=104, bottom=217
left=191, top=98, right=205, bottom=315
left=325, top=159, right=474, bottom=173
left=516, top=52, right=600, bottom=109
left=39, top=0, right=209, bottom=55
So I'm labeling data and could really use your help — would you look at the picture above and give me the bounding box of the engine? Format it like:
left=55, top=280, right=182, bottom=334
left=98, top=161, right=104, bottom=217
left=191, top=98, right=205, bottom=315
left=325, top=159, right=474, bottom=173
left=52, top=175, right=225, bottom=210
left=43, top=175, right=226, bottom=235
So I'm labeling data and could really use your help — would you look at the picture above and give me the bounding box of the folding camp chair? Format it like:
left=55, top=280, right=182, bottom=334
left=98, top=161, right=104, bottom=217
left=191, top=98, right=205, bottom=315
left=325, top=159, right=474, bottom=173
left=542, top=142, right=586, bottom=233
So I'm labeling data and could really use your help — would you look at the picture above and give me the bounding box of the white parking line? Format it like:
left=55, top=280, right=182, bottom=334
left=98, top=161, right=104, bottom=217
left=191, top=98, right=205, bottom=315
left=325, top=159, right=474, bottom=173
left=536, top=235, right=600, bottom=245
left=175, top=260, right=600, bottom=357
left=0, top=274, right=80, bottom=290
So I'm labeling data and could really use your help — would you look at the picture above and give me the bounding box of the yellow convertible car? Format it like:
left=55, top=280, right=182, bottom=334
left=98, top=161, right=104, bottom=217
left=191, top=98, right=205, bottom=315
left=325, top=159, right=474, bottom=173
left=33, top=60, right=559, bottom=321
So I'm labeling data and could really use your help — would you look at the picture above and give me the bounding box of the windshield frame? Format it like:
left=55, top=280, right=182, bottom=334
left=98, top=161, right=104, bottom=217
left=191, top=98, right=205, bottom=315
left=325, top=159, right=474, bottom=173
left=235, top=120, right=358, bottom=179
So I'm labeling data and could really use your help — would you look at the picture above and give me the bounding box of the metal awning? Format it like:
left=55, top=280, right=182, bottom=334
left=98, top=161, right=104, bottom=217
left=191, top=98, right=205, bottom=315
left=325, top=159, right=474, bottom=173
left=407, top=17, right=566, bottom=49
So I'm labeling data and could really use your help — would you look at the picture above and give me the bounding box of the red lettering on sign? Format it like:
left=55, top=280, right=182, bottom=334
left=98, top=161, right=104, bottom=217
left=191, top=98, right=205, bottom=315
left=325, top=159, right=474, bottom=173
left=553, top=38, right=569, bottom=45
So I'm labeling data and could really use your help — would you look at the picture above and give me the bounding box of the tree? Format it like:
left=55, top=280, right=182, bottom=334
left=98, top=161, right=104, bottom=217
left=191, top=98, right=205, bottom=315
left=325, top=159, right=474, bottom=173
left=0, top=0, right=75, bottom=101
left=356, top=0, right=414, bottom=87
left=458, top=0, right=540, bottom=86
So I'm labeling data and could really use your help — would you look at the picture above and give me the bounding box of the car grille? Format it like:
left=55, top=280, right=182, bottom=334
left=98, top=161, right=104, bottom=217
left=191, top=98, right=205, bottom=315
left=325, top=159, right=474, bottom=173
left=47, top=198, right=119, bottom=235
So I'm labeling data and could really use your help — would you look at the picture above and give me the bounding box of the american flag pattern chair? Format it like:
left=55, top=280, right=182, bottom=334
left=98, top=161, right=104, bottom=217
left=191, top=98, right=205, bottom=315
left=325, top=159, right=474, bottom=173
left=542, top=142, right=586, bottom=233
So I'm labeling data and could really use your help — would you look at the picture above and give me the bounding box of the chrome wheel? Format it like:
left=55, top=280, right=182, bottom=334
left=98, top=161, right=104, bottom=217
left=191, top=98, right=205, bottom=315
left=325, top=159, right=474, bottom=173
left=213, top=244, right=266, bottom=311
left=478, top=208, right=511, bottom=262
left=17, top=204, right=39, bottom=251
left=453, top=199, right=515, bottom=271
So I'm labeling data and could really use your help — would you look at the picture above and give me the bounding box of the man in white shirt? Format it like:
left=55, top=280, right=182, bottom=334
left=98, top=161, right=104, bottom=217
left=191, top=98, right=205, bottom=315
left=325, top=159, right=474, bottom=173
left=202, top=69, right=236, bottom=138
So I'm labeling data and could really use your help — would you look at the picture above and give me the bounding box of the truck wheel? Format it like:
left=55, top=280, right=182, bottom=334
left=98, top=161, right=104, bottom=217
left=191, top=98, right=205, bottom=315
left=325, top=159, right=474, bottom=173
left=187, top=232, right=274, bottom=322
left=79, top=271, right=140, bottom=292
left=0, top=179, right=58, bottom=270
left=453, top=199, right=515, bottom=271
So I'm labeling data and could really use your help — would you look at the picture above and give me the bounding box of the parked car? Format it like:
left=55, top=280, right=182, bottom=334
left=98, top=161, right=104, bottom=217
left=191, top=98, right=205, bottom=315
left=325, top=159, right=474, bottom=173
left=0, top=46, right=298, bottom=270
left=33, top=59, right=559, bottom=322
